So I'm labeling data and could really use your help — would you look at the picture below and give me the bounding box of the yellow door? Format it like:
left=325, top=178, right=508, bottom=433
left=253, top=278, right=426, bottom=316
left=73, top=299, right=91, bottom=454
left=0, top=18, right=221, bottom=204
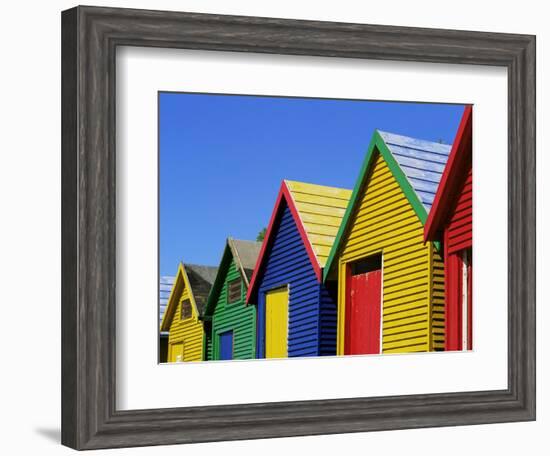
left=265, top=287, right=289, bottom=359
left=169, top=342, right=184, bottom=363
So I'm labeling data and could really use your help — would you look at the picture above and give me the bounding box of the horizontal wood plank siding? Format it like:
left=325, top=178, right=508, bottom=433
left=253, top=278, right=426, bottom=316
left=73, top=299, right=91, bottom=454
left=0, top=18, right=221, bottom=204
left=209, top=259, right=256, bottom=360
left=167, top=286, right=204, bottom=362
left=257, top=204, right=323, bottom=358
left=338, top=152, right=432, bottom=354
left=444, top=164, right=472, bottom=350
left=205, top=324, right=213, bottom=361
left=446, top=168, right=472, bottom=254
left=319, top=285, right=337, bottom=355
left=431, top=245, right=446, bottom=350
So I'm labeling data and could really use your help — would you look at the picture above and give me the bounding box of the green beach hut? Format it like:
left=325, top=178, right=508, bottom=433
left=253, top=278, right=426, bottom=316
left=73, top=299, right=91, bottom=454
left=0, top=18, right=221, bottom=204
left=203, top=238, right=262, bottom=361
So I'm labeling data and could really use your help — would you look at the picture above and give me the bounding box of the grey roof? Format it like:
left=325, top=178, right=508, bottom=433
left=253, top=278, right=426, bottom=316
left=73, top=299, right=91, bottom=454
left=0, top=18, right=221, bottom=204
left=159, top=276, right=175, bottom=333
left=228, top=238, right=262, bottom=285
left=378, top=130, right=452, bottom=214
left=184, top=264, right=218, bottom=317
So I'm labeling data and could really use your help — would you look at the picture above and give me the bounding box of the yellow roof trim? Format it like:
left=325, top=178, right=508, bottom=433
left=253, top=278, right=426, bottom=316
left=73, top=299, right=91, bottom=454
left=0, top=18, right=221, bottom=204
left=160, top=263, right=201, bottom=331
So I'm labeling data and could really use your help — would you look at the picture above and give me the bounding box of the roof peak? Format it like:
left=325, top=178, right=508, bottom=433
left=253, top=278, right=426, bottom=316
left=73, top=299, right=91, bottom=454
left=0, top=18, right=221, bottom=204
left=203, top=238, right=262, bottom=316
left=284, top=178, right=351, bottom=192
left=424, top=106, right=472, bottom=241
left=181, top=261, right=217, bottom=267
left=323, top=127, right=455, bottom=281
left=246, top=179, right=352, bottom=303
left=376, top=129, right=452, bottom=213
left=377, top=130, right=453, bottom=155
left=228, top=237, right=262, bottom=245
left=377, top=128, right=450, bottom=142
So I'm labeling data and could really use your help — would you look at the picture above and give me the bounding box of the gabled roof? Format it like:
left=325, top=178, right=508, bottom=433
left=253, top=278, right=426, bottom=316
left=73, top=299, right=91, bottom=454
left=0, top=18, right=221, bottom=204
left=424, top=106, right=473, bottom=241
left=323, top=129, right=452, bottom=281
left=204, top=238, right=262, bottom=317
left=378, top=131, right=452, bottom=214
left=285, top=180, right=352, bottom=267
left=185, top=264, right=218, bottom=315
left=246, top=180, right=351, bottom=303
left=160, top=262, right=217, bottom=331
left=159, top=275, right=175, bottom=335
left=230, top=238, right=263, bottom=284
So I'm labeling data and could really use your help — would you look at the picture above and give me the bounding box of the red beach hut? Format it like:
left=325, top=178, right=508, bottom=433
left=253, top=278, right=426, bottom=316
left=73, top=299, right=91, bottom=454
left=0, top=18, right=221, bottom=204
left=424, top=106, right=473, bottom=351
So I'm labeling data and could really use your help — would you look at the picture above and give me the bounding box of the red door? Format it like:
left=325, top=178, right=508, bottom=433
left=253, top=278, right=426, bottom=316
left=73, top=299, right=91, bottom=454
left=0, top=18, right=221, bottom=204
left=345, top=261, right=382, bottom=355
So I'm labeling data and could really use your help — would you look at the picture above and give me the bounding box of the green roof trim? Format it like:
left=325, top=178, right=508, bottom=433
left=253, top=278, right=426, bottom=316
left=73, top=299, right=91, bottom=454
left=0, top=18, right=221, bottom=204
left=323, top=130, right=432, bottom=282
left=203, top=243, right=232, bottom=318
left=203, top=238, right=262, bottom=316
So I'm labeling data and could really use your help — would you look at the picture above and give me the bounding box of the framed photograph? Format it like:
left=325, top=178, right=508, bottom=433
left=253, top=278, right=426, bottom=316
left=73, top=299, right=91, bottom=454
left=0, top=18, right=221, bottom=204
left=61, top=5, right=536, bottom=450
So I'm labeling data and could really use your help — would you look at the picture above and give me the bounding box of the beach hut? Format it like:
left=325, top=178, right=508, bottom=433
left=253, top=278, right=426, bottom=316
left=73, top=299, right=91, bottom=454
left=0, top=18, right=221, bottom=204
left=323, top=129, right=452, bottom=355
left=203, top=238, right=262, bottom=361
left=159, top=275, right=175, bottom=363
left=424, top=106, right=473, bottom=351
left=160, top=263, right=218, bottom=362
left=246, top=180, right=352, bottom=359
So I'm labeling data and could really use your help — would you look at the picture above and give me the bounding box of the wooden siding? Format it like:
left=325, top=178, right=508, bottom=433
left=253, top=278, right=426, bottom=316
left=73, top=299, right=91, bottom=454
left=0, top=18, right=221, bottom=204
left=206, top=259, right=256, bottom=360
left=444, top=164, right=473, bottom=351
left=256, top=203, right=333, bottom=358
left=446, top=168, right=473, bottom=254
left=205, top=324, right=213, bottom=361
left=285, top=180, right=352, bottom=267
left=167, top=285, right=204, bottom=362
left=431, top=245, right=445, bottom=350
left=337, top=152, right=434, bottom=354
left=319, top=285, right=337, bottom=356
left=423, top=105, right=472, bottom=243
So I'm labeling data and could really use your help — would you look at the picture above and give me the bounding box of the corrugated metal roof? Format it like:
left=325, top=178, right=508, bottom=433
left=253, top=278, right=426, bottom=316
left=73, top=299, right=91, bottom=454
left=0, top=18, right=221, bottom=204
left=378, top=131, right=452, bottom=214
left=159, top=276, right=175, bottom=332
left=285, top=180, right=352, bottom=267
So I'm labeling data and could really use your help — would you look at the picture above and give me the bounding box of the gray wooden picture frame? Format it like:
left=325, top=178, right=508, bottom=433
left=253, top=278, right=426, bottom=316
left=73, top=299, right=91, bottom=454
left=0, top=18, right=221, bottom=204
left=61, top=5, right=536, bottom=450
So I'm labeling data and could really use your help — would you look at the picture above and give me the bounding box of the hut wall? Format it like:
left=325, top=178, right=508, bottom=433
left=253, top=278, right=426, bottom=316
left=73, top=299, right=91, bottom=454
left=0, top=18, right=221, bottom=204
left=337, top=152, right=433, bottom=354
left=208, top=259, right=256, bottom=360
left=431, top=245, right=446, bottom=351
left=444, top=165, right=473, bottom=351
left=167, top=286, right=204, bottom=362
left=446, top=167, right=473, bottom=254
left=256, top=204, right=324, bottom=358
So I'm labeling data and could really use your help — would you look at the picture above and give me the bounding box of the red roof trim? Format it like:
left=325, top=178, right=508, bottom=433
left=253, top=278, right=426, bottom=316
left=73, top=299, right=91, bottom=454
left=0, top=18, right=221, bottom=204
left=245, top=181, right=322, bottom=304
left=283, top=182, right=322, bottom=281
left=424, top=105, right=473, bottom=242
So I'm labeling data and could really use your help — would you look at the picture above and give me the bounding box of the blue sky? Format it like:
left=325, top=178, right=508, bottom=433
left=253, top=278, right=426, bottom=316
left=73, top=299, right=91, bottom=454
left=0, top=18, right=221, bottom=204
left=159, top=93, right=465, bottom=276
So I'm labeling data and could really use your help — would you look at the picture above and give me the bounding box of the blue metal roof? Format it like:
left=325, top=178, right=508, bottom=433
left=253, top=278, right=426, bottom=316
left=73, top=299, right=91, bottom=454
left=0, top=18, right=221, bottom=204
left=378, top=131, right=452, bottom=214
left=159, top=275, right=175, bottom=332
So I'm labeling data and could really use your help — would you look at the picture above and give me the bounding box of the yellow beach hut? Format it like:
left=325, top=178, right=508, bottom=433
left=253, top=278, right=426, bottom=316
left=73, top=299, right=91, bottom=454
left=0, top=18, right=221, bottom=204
left=160, top=263, right=218, bottom=362
left=323, top=130, right=452, bottom=355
